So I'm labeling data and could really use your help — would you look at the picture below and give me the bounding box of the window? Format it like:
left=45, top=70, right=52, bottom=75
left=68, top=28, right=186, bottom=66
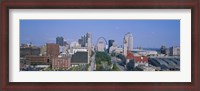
left=47, top=59, right=50, bottom=63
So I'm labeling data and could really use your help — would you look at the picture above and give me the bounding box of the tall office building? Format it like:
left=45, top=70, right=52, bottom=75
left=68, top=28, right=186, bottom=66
left=108, top=40, right=115, bottom=52
left=56, top=36, right=64, bottom=46
left=123, top=40, right=128, bottom=57
left=78, top=33, right=92, bottom=48
left=87, top=32, right=92, bottom=56
left=128, top=33, right=133, bottom=51
left=78, top=38, right=83, bottom=47
left=78, top=35, right=87, bottom=47
left=123, top=32, right=133, bottom=56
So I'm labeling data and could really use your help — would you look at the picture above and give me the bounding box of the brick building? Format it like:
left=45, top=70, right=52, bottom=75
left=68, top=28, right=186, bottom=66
left=126, top=51, right=148, bottom=67
left=46, top=43, right=59, bottom=57
left=25, top=55, right=51, bottom=65
left=52, top=56, right=71, bottom=70
left=20, top=47, right=40, bottom=57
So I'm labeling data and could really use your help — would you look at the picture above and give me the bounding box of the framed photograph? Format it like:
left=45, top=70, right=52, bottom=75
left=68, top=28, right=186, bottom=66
left=1, top=0, right=199, bottom=91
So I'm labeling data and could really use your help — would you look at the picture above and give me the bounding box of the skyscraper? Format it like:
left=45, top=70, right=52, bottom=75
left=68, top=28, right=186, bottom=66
left=87, top=32, right=92, bottom=56
left=123, top=32, right=133, bottom=56
left=128, top=33, right=133, bottom=51
left=108, top=40, right=115, bottom=51
left=78, top=35, right=87, bottom=47
left=56, top=36, right=64, bottom=46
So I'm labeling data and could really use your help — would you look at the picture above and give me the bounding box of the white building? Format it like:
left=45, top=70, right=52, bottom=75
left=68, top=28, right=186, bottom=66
left=123, top=32, right=133, bottom=56
left=146, top=50, right=158, bottom=56
left=109, top=42, right=123, bottom=54
left=59, top=46, right=68, bottom=53
left=128, top=33, right=133, bottom=51
left=169, top=46, right=180, bottom=56
left=109, top=42, right=117, bottom=53
left=97, top=41, right=104, bottom=52
left=87, top=32, right=92, bottom=56
left=115, top=48, right=123, bottom=54
left=40, top=45, right=46, bottom=56
left=133, top=49, right=158, bottom=56
left=68, top=47, right=88, bottom=55
left=109, top=46, right=117, bottom=53
left=70, top=41, right=80, bottom=48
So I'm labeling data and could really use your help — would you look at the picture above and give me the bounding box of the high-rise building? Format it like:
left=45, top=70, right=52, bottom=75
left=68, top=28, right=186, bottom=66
left=78, top=33, right=92, bottom=47
left=46, top=43, right=59, bottom=58
left=78, top=35, right=86, bottom=47
left=56, top=37, right=64, bottom=46
left=128, top=33, right=133, bottom=51
left=169, top=46, right=180, bottom=56
left=97, top=40, right=105, bottom=52
left=123, top=32, right=133, bottom=56
left=160, top=45, right=167, bottom=54
left=87, top=32, right=92, bottom=56
left=78, top=38, right=83, bottom=47
left=123, top=41, right=128, bottom=56
left=108, top=40, right=114, bottom=51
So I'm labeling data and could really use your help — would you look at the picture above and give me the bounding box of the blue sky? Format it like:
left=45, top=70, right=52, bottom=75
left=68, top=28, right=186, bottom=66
left=20, top=20, right=180, bottom=48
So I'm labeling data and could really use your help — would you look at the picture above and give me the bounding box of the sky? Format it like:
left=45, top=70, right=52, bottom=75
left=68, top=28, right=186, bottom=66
left=20, top=20, right=180, bottom=48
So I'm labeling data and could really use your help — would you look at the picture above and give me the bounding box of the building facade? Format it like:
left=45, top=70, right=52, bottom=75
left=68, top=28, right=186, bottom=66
left=123, top=32, right=133, bottom=56
left=108, top=40, right=114, bottom=51
left=169, top=46, right=180, bottom=56
left=87, top=32, right=92, bottom=56
left=20, top=46, right=40, bottom=57
left=56, top=36, right=64, bottom=46
left=126, top=52, right=148, bottom=67
left=71, top=51, right=89, bottom=65
left=46, top=43, right=59, bottom=57
left=70, top=41, right=80, bottom=48
left=109, top=46, right=117, bottom=53
left=68, top=48, right=87, bottom=55
left=40, top=45, right=46, bottom=56
left=52, top=56, right=71, bottom=70
left=25, top=55, right=51, bottom=65
left=97, top=41, right=105, bottom=52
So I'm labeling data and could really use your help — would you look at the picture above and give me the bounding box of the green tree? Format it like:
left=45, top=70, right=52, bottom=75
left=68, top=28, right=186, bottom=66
left=95, top=52, right=112, bottom=71
left=112, top=64, right=120, bottom=71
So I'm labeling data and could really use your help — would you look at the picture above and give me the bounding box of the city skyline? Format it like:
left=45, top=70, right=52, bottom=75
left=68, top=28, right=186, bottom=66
left=20, top=20, right=180, bottom=48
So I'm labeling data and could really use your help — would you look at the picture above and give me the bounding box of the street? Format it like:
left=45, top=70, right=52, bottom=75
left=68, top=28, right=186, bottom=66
left=89, top=53, right=96, bottom=71
left=111, top=57, right=126, bottom=71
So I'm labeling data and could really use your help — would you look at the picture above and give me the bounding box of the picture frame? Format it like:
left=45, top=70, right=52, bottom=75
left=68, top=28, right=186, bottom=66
left=0, top=0, right=199, bottom=91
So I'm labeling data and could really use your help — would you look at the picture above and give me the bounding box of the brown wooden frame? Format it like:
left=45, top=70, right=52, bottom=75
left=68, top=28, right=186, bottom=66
left=0, top=0, right=199, bottom=91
